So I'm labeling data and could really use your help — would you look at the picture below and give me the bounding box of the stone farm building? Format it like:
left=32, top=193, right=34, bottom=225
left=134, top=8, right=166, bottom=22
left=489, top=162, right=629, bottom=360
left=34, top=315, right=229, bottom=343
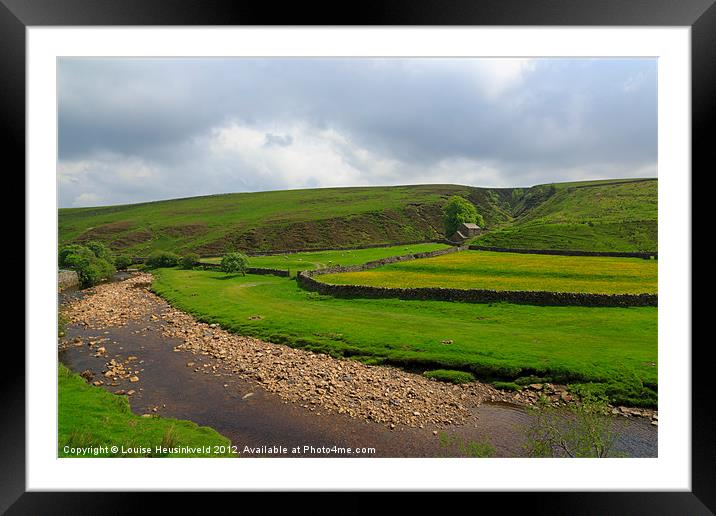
left=450, top=222, right=482, bottom=243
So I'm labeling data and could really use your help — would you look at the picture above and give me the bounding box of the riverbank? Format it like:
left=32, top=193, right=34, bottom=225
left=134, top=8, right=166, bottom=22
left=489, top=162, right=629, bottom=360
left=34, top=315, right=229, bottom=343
left=59, top=273, right=657, bottom=457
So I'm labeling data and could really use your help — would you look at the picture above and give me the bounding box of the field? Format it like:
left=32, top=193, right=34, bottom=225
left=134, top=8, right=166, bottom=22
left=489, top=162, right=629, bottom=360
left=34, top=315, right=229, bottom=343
left=58, top=178, right=657, bottom=256
left=58, top=364, right=234, bottom=457
left=202, top=243, right=450, bottom=272
left=319, top=250, right=658, bottom=294
left=151, top=269, right=658, bottom=407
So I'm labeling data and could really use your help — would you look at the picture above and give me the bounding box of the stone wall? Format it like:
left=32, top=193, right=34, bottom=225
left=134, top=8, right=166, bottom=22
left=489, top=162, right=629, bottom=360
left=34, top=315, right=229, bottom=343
left=296, top=275, right=657, bottom=307
left=468, top=245, right=657, bottom=260
left=58, top=269, right=80, bottom=291
left=196, top=262, right=290, bottom=277
left=297, top=246, right=658, bottom=307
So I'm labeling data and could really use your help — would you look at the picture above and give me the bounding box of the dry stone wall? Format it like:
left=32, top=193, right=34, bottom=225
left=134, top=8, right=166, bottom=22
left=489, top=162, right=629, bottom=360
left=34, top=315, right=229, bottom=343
left=297, top=246, right=657, bottom=307
left=468, top=245, right=657, bottom=260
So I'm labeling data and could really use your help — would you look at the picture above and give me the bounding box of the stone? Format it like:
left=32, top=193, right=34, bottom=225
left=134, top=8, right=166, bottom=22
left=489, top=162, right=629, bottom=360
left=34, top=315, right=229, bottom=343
left=129, top=376, right=139, bottom=383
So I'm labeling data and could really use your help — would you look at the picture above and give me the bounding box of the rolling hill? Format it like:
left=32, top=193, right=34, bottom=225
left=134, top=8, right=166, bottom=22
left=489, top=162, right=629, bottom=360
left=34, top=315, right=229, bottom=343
left=58, top=178, right=657, bottom=255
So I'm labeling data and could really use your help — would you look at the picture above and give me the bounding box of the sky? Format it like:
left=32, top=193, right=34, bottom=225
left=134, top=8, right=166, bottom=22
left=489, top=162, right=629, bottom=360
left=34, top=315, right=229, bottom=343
left=58, top=58, right=657, bottom=208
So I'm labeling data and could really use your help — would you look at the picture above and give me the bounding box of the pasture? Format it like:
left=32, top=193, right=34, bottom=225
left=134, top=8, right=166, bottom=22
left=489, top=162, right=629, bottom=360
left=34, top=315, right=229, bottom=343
left=319, top=250, right=658, bottom=294
left=201, top=243, right=450, bottom=272
left=152, top=269, right=658, bottom=407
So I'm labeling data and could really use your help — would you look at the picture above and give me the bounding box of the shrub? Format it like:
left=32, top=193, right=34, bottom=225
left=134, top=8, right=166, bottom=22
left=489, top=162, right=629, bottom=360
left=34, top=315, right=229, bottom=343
left=423, top=369, right=476, bottom=384
left=180, top=253, right=200, bottom=269
left=84, top=240, right=114, bottom=263
left=114, top=255, right=133, bottom=270
left=524, top=392, right=620, bottom=458
left=59, top=244, right=115, bottom=287
left=220, top=252, right=249, bottom=275
left=146, top=251, right=180, bottom=269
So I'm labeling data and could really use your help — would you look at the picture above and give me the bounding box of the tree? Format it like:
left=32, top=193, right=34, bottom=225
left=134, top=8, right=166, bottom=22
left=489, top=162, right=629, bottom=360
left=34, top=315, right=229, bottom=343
left=220, top=252, right=249, bottom=276
left=443, top=196, right=484, bottom=237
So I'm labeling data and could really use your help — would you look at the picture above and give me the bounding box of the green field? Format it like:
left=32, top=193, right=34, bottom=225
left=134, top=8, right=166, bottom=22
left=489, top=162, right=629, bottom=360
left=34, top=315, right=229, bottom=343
left=58, top=364, right=234, bottom=457
left=58, top=178, right=658, bottom=256
left=151, top=269, right=658, bottom=407
left=202, top=243, right=450, bottom=272
left=319, top=250, right=657, bottom=294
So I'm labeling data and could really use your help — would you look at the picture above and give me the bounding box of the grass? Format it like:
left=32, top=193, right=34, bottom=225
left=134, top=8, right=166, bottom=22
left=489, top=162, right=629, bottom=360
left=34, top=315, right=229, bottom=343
left=319, top=250, right=657, bottom=294
left=58, top=364, right=235, bottom=457
left=423, top=369, right=476, bottom=384
left=59, top=179, right=657, bottom=256
left=473, top=179, right=657, bottom=252
left=58, top=184, right=511, bottom=255
left=151, top=269, right=658, bottom=407
left=202, top=243, right=450, bottom=273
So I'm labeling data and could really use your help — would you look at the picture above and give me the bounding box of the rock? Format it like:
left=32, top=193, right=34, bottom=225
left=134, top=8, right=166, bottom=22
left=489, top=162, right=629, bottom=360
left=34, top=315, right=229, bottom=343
left=242, top=392, right=254, bottom=399
left=186, top=362, right=195, bottom=367
left=127, top=390, right=136, bottom=396
left=441, top=340, right=453, bottom=345
left=529, top=384, right=543, bottom=391
left=80, top=370, right=94, bottom=382
left=129, top=376, right=139, bottom=383
left=114, top=389, right=126, bottom=395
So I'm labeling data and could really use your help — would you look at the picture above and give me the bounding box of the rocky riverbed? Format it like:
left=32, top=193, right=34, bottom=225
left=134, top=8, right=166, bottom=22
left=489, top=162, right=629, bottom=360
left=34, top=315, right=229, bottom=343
left=59, top=272, right=658, bottom=456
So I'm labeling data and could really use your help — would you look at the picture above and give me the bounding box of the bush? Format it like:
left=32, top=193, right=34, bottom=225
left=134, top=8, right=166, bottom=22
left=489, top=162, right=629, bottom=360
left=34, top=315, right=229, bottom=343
left=180, top=253, right=200, bottom=269
left=525, top=392, right=620, bottom=458
left=59, top=244, right=116, bottom=287
left=423, top=369, right=476, bottom=384
left=114, top=255, right=133, bottom=270
left=84, top=240, right=114, bottom=263
left=220, top=252, right=249, bottom=275
left=146, top=251, right=180, bottom=269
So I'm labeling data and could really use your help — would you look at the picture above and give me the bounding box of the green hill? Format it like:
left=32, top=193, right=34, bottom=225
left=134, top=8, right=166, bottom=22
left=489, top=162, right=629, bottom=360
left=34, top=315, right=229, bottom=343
left=58, top=178, right=657, bottom=255
left=472, top=178, right=657, bottom=252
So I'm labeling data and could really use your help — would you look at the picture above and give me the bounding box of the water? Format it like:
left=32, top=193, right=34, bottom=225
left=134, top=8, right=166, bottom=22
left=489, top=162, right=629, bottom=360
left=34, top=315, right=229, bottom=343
left=58, top=275, right=657, bottom=458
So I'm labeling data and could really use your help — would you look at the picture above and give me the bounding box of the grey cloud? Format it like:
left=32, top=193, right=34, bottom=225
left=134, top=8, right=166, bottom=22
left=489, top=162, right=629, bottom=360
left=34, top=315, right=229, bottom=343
left=264, top=133, right=293, bottom=147
left=58, top=57, right=657, bottom=207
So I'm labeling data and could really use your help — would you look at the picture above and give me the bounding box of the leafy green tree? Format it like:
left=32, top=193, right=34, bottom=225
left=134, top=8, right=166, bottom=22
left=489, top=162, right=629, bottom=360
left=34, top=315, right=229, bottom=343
left=220, top=252, right=249, bottom=276
left=443, top=196, right=484, bottom=236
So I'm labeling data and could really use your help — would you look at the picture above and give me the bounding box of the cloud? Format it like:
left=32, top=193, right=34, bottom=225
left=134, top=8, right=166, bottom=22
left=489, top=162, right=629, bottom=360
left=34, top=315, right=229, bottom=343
left=58, top=57, right=657, bottom=207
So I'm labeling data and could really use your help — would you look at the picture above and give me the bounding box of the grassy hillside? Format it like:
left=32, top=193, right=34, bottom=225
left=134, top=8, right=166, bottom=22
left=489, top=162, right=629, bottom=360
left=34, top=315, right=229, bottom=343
left=59, top=185, right=514, bottom=255
left=59, top=178, right=657, bottom=255
left=472, top=179, right=657, bottom=252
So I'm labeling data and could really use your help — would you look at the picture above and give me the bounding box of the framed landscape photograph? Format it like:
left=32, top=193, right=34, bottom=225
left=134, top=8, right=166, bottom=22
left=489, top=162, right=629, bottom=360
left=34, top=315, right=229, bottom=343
left=8, top=0, right=713, bottom=511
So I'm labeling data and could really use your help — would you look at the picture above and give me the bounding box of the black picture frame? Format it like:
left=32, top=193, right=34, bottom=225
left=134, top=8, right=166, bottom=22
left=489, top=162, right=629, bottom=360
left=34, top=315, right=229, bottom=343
left=6, top=0, right=711, bottom=512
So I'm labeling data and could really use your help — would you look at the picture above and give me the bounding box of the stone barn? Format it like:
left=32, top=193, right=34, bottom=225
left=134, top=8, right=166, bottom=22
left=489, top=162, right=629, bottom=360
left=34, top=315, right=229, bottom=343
left=450, top=222, right=482, bottom=243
